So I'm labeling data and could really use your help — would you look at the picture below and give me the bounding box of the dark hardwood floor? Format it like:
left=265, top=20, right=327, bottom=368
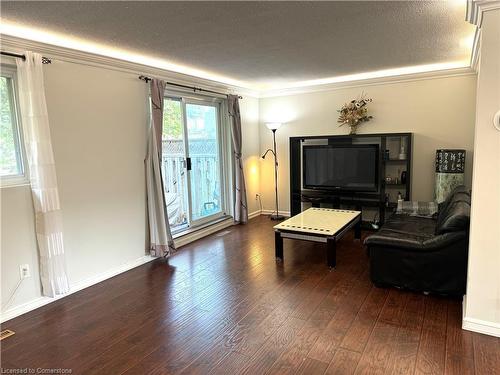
left=1, top=216, right=499, bottom=374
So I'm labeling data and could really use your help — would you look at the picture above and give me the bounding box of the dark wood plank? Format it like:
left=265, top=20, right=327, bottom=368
left=386, top=293, right=425, bottom=375
left=307, top=269, right=372, bottom=363
left=444, top=300, right=474, bottom=375
left=297, top=357, right=329, bottom=375
left=240, top=317, right=306, bottom=375
left=340, top=286, right=389, bottom=353
left=415, top=296, right=449, bottom=375
left=209, top=350, right=251, bottom=374
left=352, top=289, right=409, bottom=375
left=473, top=331, right=500, bottom=375
left=1, top=216, right=494, bottom=375
left=326, top=349, right=362, bottom=375
left=267, top=319, right=325, bottom=375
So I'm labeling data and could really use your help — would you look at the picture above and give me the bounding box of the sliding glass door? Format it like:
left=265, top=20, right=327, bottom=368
left=162, top=95, right=225, bottom=233
left=185, top=102, right=223, bottom=222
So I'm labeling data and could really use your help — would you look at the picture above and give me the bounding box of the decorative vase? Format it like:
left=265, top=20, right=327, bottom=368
left=349, top=124, right=358, bottom=135
left=398, top=137, right=407, bottom=160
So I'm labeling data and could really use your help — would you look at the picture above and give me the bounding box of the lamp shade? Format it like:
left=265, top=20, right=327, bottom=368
left=266, top=122, right=282, bottom=130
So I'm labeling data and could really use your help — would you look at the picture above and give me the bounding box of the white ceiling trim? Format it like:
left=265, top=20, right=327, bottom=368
left=0, top=34, right=476, bottom=99
left=0, top=35, right=260, bottom=98
left=466, top=0, right=500, bottom=26
left=466, top=0, right=500, bottom=71
left=259, top=66, right=476, bottom=98
left=470, top=27, right=481, bottom=72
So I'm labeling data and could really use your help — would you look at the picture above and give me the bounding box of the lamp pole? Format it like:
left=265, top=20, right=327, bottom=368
left=271, top=128, right=284, bottom=220
left=262, top=123, right=285, bottom=220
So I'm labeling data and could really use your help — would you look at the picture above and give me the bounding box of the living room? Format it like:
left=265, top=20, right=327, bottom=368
left=1, top=1, right=499, bottom=374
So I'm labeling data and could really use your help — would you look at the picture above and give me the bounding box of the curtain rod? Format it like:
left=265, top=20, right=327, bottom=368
left=1, top=51, right=52, bottom=64
left=139, top=75, right=242, bottom=99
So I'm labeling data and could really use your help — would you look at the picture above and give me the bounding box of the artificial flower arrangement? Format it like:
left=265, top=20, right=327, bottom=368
left=337, top=95, right=373, bottom=134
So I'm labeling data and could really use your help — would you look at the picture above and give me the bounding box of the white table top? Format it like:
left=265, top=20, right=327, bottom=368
left=274, top=208, right=361, bottom=236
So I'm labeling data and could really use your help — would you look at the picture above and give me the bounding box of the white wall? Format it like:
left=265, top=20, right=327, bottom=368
left=1, top=60, right=149, bottom=312
left=1, top=186, right=41, bottom=307
left=1, top=59, right=261, bottom=316
left=464, top=9, right=500, bottom=336
left=239, top=96, right=261, bottom=216
left=258, top=75, right=477, bottom=214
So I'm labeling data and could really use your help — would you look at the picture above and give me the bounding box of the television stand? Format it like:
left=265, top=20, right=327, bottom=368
left=301, top=190, right=385, bottom=225
left=290, top=133, right=412, bottom=226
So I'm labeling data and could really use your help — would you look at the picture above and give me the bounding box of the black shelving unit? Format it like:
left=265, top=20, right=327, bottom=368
left=290, top=133, right=412, bottom=226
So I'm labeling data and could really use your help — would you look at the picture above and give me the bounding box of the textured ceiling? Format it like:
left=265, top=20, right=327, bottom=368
left=0, top=1, right=475, bottom=89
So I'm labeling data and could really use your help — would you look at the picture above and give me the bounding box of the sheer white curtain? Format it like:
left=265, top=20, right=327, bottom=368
left=17, top=51, right=69, bottom=297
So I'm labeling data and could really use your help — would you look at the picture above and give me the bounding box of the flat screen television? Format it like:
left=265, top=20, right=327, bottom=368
left=303, top=144, right=379, bottom=192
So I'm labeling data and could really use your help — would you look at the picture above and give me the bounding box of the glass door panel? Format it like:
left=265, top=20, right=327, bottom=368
left=185, top=102, right=223, bottom=222
left=162, top=98, right=189, bottom=232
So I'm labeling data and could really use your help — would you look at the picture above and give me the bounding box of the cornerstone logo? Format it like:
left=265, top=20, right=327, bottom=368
left=1, top=369, right=72, bottom=374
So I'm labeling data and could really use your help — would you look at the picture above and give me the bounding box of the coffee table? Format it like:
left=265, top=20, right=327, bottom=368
left=273, top=208, right=361, bottom=268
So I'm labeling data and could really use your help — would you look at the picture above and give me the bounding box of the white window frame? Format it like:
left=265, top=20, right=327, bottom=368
left=163, top=89, right=234, bottom=234
left=0, top=65, right=29, bottom=188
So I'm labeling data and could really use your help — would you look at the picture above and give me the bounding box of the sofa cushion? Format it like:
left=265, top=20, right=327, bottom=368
left=365, top=228, right=466, bottom=251
left=383, top=215, right=436, bottom=237
left=436, top=186, right=470, bottom=226
left=435, top=200, right=470, bottom=234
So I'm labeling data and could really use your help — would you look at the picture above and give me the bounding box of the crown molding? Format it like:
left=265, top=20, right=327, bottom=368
left=470, top=27, right=481, bottom=72
left=0, top=34, right=477, bottom=99
left=466, top=1, right=500, bottom=72
left=0, top=35, right=260, bottom=98
left=258, top=67, right=476, bottom=98
left=466, top=0, right=500, bottom=26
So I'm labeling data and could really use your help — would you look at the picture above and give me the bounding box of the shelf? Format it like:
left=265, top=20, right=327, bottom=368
left=290, top=133, right=412, bottom=226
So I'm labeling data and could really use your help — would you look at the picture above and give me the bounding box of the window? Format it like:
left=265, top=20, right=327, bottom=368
left=1, top=69, right=26, bottom=186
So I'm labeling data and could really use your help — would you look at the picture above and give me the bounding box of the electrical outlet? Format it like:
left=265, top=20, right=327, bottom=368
left=19, top=264, right=30, bottom=279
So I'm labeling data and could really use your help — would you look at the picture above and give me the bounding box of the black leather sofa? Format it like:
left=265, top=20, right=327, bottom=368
left=365, top=186, right=471, bottom=296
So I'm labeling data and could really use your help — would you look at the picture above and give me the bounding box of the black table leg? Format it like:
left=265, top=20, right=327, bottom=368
left=327, top=238, right=336, bottom=269
left=355, top=218, right=362, bottom=240
left=275, top=231, right=283, bottom=261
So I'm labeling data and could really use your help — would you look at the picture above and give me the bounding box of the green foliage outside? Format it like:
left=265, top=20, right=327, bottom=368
left=0, top=77, right=20, bottom=176
left=162, top=99, right=217, bottom=141
left=163, top=99, right=183, bottom=140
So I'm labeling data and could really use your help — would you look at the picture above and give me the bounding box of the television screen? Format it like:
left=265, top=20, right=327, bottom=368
left=303, top=145, right=378, bottom=191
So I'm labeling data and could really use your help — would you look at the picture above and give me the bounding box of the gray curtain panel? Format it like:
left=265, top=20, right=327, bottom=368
left=145, top=79, right=175, bottom=257
left=228, top=95, right=248, bottom=223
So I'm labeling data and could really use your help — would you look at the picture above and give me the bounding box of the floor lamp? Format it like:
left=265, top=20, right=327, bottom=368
left=262, top=122, right=285, bottom=220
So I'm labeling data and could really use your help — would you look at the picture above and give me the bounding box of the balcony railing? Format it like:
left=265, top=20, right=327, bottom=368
left=162, top=146, right=220, bottom=229
left=162, top=154, right=188, bottom=229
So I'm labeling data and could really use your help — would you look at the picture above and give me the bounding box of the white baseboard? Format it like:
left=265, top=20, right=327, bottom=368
left=173, top=217, right=235, bottom=248
left=1, top=255, right=155, bottom=323
left=248, top=210, right=261, bottom=219
left=462, top=317, right=500, bottom=337
left=462, top=297, right=500, bottom=337
left=261, top=209, right=291, bottom=217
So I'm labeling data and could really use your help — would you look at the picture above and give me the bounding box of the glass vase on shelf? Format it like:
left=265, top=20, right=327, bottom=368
left=399, top=137, right=407, bottom=160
